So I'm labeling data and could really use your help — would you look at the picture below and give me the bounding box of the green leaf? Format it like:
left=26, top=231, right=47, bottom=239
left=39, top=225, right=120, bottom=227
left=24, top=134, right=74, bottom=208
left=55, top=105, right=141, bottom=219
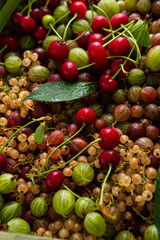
left=136, top=23, right=150, bottom=48
left=23, top=81, right=97, bottom=102
left=154, top=168, right=160, bottom=234
left=0, top=0, right=20, bottom=33
left=35, top=125, right=45, bottom=144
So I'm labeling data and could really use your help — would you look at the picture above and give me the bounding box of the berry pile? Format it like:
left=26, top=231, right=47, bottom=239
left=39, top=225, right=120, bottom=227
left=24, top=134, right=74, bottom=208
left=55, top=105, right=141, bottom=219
left=0, top=0, right=160, bottom=239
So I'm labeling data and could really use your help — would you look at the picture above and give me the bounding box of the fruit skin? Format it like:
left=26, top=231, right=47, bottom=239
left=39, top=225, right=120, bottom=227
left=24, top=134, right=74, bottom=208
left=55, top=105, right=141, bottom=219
left=20, top=16, right=36, bottom=33
left=72, top=163, right=94, bottom=186
left=68, top=47, right=89, bottom=68
left=0, top=173, right=16, bottom=194
left=48, top=40, right=70, bottom=62
left=145, top=46, right=160, bottom=72
left=60, top=61, right=78, bottom=81
left=6, top=218, right=31, bottom=234
left=75, top=107, right=96, bottom=125
left=45, top=170, right=65, bottom=192
left=110, top=13, right=129, bottom=30
left=144, top=224, right=160, bottom=240
left=88, top=42, right=107, bottom=64
left=0, top=194, right=4, bottom=210
left=114, top=230, right=135, bottom=239
left=128, top=68, right=146, bottom=86
left=99, top=150, right=120, bottom=169
left=74, top=197, right=94, bottom=218
left=0, top=201, right=22, bottom=223
left=108, top=37, right=130, bottom=56
left=52, top=189, right=75, bottom=217
left=97, top=0, right=120, bottom=19
left=30, top=197, right=48, bottom=217
left=0, top=154, right=7, bottom=170
left=99, top=127, right=120, bottom=149
left=28, top=65, right=50, bottom=82
left=84, top=212, right=106, bottom=237
left=4, top=56, right=22, bottom=74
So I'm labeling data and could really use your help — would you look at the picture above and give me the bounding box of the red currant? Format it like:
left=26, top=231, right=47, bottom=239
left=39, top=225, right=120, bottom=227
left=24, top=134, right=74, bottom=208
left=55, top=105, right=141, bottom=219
left=99, top=127, right=120, bottom=149
left=75, top=107, right=96, bottom=125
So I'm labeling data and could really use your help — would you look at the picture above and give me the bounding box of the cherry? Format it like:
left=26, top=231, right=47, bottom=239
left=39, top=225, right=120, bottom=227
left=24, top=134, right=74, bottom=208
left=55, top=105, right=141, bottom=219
left=99, top=127, right=120, bottom=149
left=11, top=11, right=23, bottom=26
left=99, top=73, right=119, bottom=93
left=20, top=16, right=36, bottom=33
left=99, top=150, right=120, bottom=169
left=33, top=26, right=47, bottom=41
left=108, top=37, right=130, bottom=56
left=90, top=59, right=109, bottom=72
left=30, top=8, right=43, bottom=23
left=70, top=137, right=88, bottom=155
left=91, top=15, right=109, bottom=35
left=48, top=40, right=70, bottom=62
left=88, top=33, right=105, bottom=45
left=45, top=170, right=65, bottom=192
left=67, top=0, right=86, bottom=5
left=110, top=13, right=129, bottom=30
left=48, top=73, right=63, bottom=82
left=111, top=58, right=131, bottom=78
left=49, top=130, right=64, bottom=145
left=82, top=91, right=99, bottom=105
left=70, top=1, right=87, bottom=19
left=37, top=133, right=50, bottom=151
left=148, top=154, right=159, bottom=168
left=77, top=31, right=92, bottom=50
left=88, top=42, right=107, bottom=64
left=75, top=107, right=96, bottom=125
left=43, top=0, right=61, bottom=9
left=0, top=34, right=19, bottom=52
left=0, top=65, right=7, bottom=79
left=40, top=7, right=52, bottom=15
left=60, top=61, right=78, bottom=81
left=32, top=47, right=49, bottom=65
left=0, top=154, right=7, bottom=170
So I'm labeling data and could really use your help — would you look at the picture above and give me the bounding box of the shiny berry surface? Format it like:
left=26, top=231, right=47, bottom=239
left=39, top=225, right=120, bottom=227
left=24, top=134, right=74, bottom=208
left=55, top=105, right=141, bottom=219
left=75, top=107, right=96, bottom=125
left=99, top=127, right=120, bottom=149
left=45, top=170, right=65, bottom=191
left=99, top=150, right=120, bottom=169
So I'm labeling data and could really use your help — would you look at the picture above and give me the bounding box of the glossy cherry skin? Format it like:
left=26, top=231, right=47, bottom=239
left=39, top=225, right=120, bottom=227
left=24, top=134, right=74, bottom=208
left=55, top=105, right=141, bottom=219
left=43, top=0, right=61, bottom=9
left=111, top=58, right=131, bottom=78
left=88, top=33, right=105, bottom=45
left=70, top=1, right=87, bottom=19
left=99, top=150, right=120, bottom=169
left=40, top=6, right=52, bottom=15
left=0, top=34, right=19, bottom=52
left=88, top=42, right=107, bottom=64
left=99, top=127, right=120, bottom=149
left=148, top=154, right=159, bottom=168
left=90, top=59, right=109, bottom=72
left=60, top=61, right=78, bottom=81
left=91, top=15, right=109, bottom=34
left=108, top=37, right=130, bottom=56
left=75, top=107, right=96, bottom=125
left=48, top=40, right=70, bottom=62
left=33, top=26, right=47, bottom=41
left=20, top=16, right=36, bottom=33
left=99, top=73, right=119, bottom=93
left=32, top=47, right=49, bottom=65
left=110, top=13, right=129, bottom=30
left=30, top=8, right=43, bottom=23
left=0, top=154, right=7, bottom=170
left=11, top=11, right=23, bottom=26
left=77, top=31, right=92, bottom=50
left=45, top=170, right=65, bottom=192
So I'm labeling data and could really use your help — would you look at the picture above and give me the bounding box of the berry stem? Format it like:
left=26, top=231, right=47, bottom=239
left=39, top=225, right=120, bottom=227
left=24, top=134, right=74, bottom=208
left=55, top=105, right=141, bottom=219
left=44, top=0, right=50, bottom=9
left=63, top=13, right=77, bottom=40
left=54, top=11, right=70, bottom=25
left=49, top=23, right=62, bottom=39
left=27, top=0, right=32, bottom=17
left=66, top=6, right=94, bottom=46
left=62, top=183, right=99, bottom=206
left=0, top=44, right=8, bottom=54
left=77, top=62, right=95, bottom=70
left=99, top=163, right=112, bottom=205
left=0, top=62, right=4, bottom=65
left=93, top=4, right=114, bottom=38
left=107, top=55, right=136, bottom=64
left=40, top=123, right=86, bottom=174
left=21, top=0, right=37, bottom=14
left=40, top=138, right=102, bottom=175
left=0, top=116, right=47, bottom=154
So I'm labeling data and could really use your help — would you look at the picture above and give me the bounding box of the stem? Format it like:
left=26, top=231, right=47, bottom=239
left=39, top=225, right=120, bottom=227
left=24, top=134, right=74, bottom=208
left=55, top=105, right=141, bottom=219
left=21, top=0, right=37, bottom=14
left=66, top=6, right=94, bottom=46
left=106, top=55, right=136, bottom=64
left=40, top=138, right=102, bottom=175
left=40, top=123, right=86, bottom=174
left=27, top=0, right=32, bottom=17
left=49, top=23, right=62, bottom=39
left=99, top=163, right=112, bottom=205
left=62, top=184, right=98, bottom=206
left=44, top=0, right=50, bottom=9
left=0, top=44, right=8, bottom=54
left=0, top=117, right=45, bottom=154
left=0, top=62, right=4, bottom=65
left=63, top=13, right=77, bottom=40
left=54, top=11, right=70, bottom=25
left=77, top=62, right=95, bottom=71
left=93, top=4, right=114, bottom=38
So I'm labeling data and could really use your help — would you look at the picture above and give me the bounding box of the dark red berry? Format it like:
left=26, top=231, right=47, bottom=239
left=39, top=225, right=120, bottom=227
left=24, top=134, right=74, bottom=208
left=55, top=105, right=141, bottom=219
left=99, top=150, right=120, bottom=169
left=77, top=31, right=92, bottom=50
left=75, top=107, right=96, bottom=125
left=37, top=133, right=50, bottom=151
left=88, top=42, right=107, bottom=64
left=82, top=91, right=99, bottom=105
left=33, top=26, right=47, bottom=41
left=99, top=73, right=119, bottom=93
left=23, top=210, right=34, bottom=225
left=32, top=47, right=48, bottom=65
left=0, top=154, right=7, bottom=170
left=60, top=61, right=78, bottom=81
left=67, top=123, right=79, bottom=136
left=70, top=137, right=88, bottom=155
left=48, top=40, right=70, bottom=62
left=90, top=59, right=109, bottom=72
left=91, top=15, right=109, bottom=34
left=48, top=73, right=63, bottom=82
left=111, top=58, right=131, bottom=78
left=20, top=16, right=36, bottom=33
left=49, top=130, right=64, bottom=145
left=148, top=154, right=159, bottom=168
left=40, top=6, right=52, bottom=15
left=127, top=123, right=146, bottom=141
left=8, top=111, right=22, bottom=127
left=0, top=65, right=7, bottom=79
left=110, top=13, right=129, bottom=30
left=19, top=164, right=32, bottom=180
left=29, top=102, right=47, bottom=119
left=70, top=1, right=87, bottom=19
left=11, top=11, right=23, bottom=26
left=30, top=8, right=43, bottom=23
left=99, top=127, right=120, bottom=149
left=0, top=34, right=19, bottom=52
left=88, top=33, right=105, bottom=45
left=45, top=170, right=65, bottom=191
left=94, top=119, right=106, bottom=131
left=43, top=0, right=61, bottom=9
left=108, top=37, right=130, bottom=56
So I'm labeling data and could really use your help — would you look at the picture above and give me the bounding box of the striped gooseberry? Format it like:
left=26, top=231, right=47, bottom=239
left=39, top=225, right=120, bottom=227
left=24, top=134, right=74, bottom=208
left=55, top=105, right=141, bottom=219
left=74, top=197, right=94, bottom=218
left=72, top=163, right=94, bottom=186
left=30, top=197, right=48, bottom=217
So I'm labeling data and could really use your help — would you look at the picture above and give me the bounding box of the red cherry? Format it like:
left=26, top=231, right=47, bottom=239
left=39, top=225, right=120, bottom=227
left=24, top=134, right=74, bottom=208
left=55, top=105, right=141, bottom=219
left=110, top=13, right=129, bottom=30
left=148, top=154, right=159, bottom=168
left=88, top=33, right=105, bottom=45
left=67, top=0, right=86, bottom=5
left=0, top=34, right=19, bottom=52
left=77, top=31, right=92, bottom=50
left=20, top=16, right=36, bottom=33
left=40, top=6, right=52, bottom=15
left=99, top=127, right=120, bottom=149
left=49, top=130, right=64, bottom=145
left=90, top=59, right=109, bottom=72
left=99, top=150, right=120, bottom=169
left=108, top=37, right=130, bottom=56
left=75, top=107, right=96, bottom=125
left=45, top=170, right=65, bottom=191
left=48, top=40, right=70, bottom=62
left=91, top=15, right=109, bottom=34
left=99, top=73, right=119, bottom=93
left=70, top=1, right=87, bottom=19
left=11, top=11, right=23, bottom=26
left=33, top=26, right=47, bottom=41
left=43, top=0, right=61, bottom=9
left=60, top=61, right=78, bottom=81
left=30, top=8, right=43, bottom=23
left=88, top=42, right=107, bottom=64
left=0, top=154, right=7, bottom=170
left=111, top=58, right=131, bottom=78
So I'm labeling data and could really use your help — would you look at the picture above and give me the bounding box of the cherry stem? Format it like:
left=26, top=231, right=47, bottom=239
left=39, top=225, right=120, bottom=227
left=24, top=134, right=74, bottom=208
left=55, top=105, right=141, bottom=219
left=66, top=6, right=94, bottom=46
left=63, top=13, right=77, bottom=40
left=21, top=0, right=37, bottom=14
left=107, top=55, right=136, bottom=64
left=54, top=11, right=70, bottom=26
left=62, top=183, right=99, bottom=206
left=27, top=0, right=32, bottom=17
left=44, top=0, right=50, bottom=9
left=40, top=138, right=102, bottom=175
left=49, top=23, right=62, bottom=39
left=93, top=4, right=114, bottom=38
left=99, top=163, right=112, bottom=205
left=0, top=44, right=8, bottom=54
left=77, top=62, right=95, bottom=70
left=0, top=116, right=46, bottom=154
left=0, top=62, right=4, bottom=65
left=40, top=123, right=86, bottom=174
